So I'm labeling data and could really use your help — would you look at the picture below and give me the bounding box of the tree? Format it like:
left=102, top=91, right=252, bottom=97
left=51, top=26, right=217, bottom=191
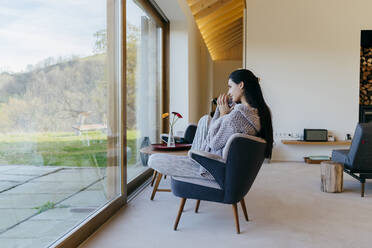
left=0, top=26, right=140, bottom=132
left=93, top=29, right=107, bottom=54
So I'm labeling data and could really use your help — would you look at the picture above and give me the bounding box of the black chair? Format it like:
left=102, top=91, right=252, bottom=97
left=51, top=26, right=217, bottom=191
left=171, top=134, right=267, bottom=233
left=161, top=124, right=197, bottom=144
left=332, top=123, right=372, bottom=197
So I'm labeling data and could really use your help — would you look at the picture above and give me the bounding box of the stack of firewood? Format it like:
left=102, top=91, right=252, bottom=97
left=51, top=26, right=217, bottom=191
left=360, top=47, right=372, bottom=105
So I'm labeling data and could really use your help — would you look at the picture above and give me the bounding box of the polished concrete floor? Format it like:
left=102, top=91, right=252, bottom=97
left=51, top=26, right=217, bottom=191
left=80, top=162, right=372, bottom=248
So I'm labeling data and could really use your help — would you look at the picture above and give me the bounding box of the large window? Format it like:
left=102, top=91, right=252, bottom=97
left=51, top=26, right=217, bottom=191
left=0, top=0, right=167, bottom=246
left=126, top=0, right=164, bottom=182
left=0, top=1, right=121, bottom=246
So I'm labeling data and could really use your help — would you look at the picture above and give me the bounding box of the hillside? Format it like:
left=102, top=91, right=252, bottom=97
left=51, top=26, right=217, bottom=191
left=0, top=54, right=106, bottom=104
left=0, top=54, right=107, bottom=132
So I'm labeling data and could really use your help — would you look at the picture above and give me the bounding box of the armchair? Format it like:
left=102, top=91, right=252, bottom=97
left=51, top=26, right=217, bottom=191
left=331, top=122, right=372, bottom=197
left=171, top=133, right=267, bottom=233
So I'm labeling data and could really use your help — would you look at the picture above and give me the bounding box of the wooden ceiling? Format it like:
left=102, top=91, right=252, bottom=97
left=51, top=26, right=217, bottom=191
left=187, top=0, right=246, bottom=61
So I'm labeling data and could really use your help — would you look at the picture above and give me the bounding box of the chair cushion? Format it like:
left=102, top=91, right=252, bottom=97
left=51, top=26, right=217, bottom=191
left=171, top=177, right=224, bottom=203
left=172, top=176, right=221, bottom=189
left=332, top=149, right=349, bottom=165
left=148, top=154, right=201, bottom=178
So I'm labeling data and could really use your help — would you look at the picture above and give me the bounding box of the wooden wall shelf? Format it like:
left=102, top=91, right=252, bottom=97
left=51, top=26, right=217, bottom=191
left=281, top=140, right=352, bottom=145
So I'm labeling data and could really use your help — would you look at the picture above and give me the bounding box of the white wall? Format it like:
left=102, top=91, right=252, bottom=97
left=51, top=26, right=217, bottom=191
left=169, top=20, right=190, bottom=132
left=177, top=0, right=213, bottom=125
left=155, top=0, right=214, bottom=132
left=245, top=0, right=372, bottom=161
left=212, top=60, right=242, bottom=98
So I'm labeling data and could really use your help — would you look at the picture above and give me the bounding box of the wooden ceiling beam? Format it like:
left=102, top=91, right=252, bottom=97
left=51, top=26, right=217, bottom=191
left=205, top=26, right=242, bottom=46
left=200, top=12, right=242, bottom=37
left=198, top=4, right=243, bottom=30
left=186, top=0, right=245, bottom=61
left=202, top=25, right=242, bottom=48
left=205, top=29, right=242, bottom=49
left=190, top=0, right=219, bottom=15
left=223, top=41, right=243, bottom=55
left=204, top=42, right=218, bottom=58
left=212, top=41, right=243, bottom=60
left=196, top=0, right=242, bottom=26
left=213, top=43, right=243, bottom=60
left=194, top=0, right=235, bottom=20
left=210, top=40, right=242, bottom=56
left=220, top=38, right=242, bottom=52
left=209, top=35, right=242, bottom=53
left=202, top=18, right=242, bottom=40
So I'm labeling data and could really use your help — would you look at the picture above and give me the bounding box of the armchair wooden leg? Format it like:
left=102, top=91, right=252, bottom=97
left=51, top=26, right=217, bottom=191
left=195, top=200, right=200, bottom=213
left=150, top=172, right=162, bottom=200
left=361, top=181, right=365, bottom=197
left=174, top=198, right=187, bottom=230
left=232, top=203, right=240, bottom=234
left=240, top=198, right=249, bottom=221
left=150, top=170, right=158, bottom=187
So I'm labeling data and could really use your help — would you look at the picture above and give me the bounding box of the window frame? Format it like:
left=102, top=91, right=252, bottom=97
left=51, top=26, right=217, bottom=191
left=126, top=0, right=169, bottom=194
left=53, top=0, right=169, bottom=247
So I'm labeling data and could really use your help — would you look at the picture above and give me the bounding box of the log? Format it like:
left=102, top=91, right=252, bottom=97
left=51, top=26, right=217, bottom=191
left=320, top=161, right=343, bottom=193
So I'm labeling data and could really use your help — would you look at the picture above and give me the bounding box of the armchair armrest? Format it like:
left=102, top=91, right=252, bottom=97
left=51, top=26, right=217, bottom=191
left=189, top=150, right=226, bottom=188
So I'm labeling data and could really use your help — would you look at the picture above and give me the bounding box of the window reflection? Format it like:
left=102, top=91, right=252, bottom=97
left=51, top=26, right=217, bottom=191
left=126, top=0, right=163, bottom=182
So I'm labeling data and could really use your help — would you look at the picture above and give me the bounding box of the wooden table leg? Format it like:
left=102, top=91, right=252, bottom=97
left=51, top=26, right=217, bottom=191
left=151, top=172, right=163, bottom=200
left=150, top=170, right=158, bottom=187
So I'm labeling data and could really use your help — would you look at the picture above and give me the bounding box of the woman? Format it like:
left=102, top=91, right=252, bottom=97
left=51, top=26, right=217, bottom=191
left=198, top=68, right=273, bottom=160
left=149, top=69, right=273, bottom=183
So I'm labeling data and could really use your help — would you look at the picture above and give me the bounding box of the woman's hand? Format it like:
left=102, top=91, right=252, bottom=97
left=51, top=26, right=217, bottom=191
left=217, top=94, right=231, bottom=117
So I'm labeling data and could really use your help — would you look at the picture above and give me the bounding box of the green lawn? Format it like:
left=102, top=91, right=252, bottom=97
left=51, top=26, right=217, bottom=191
left=0, top=131, right=138, bottom=167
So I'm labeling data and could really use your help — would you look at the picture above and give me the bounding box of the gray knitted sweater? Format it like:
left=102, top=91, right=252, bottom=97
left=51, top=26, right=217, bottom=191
left=200, top=103, right=261, bottom=157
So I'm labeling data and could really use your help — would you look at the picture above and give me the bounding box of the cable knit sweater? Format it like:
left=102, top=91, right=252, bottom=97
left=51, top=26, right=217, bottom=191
left=200, top=103, right=261, bottom=157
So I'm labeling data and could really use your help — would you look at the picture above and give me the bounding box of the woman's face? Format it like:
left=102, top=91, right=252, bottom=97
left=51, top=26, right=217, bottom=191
left=227, top=79, right=244, bottom=103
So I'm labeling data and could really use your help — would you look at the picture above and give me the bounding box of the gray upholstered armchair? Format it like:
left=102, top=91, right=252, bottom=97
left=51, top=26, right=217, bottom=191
left=332, top=122, right=372, bottom=197
left=171, top=134, right=267, bottom=233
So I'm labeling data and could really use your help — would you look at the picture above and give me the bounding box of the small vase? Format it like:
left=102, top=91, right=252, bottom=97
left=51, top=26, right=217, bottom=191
left=167, top=126, right=175, bottom=147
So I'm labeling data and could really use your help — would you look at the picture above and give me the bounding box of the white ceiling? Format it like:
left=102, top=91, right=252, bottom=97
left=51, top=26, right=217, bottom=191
left=153, top=0, right=186, bottom=21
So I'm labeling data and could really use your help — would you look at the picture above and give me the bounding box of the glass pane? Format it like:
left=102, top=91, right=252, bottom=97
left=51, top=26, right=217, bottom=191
left=127, top=0, right=163, bottom=182
left=0, top=0, right=121, bottom=247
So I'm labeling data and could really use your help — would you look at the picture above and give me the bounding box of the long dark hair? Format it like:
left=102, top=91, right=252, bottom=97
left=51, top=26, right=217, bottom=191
left=229, top=69, right=273, bottom=158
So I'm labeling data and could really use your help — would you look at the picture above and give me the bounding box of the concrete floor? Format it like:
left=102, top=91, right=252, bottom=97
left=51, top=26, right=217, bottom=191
left=0, top=166, right=108, bottom=248
left=80, top=162, right=372, bottom=248
left=0, top=164, right=146, bottom=248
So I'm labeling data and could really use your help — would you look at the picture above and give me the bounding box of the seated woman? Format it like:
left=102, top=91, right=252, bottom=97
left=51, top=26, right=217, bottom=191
left=149, top=69, right=273, bottom=181
left=193, top=69, right=273, bottom=177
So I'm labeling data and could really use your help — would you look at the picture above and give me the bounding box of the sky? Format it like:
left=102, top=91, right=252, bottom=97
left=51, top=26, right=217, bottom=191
left=0, top=0, right=107, bottom=72
left=0, top=0, right=148, bottom=73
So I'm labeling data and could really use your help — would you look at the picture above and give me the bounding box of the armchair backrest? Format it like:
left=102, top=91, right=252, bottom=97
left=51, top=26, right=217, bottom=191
left=184, top=124, right=197, bottom=144
left=223, top=134, right=266, bottom=204
left=348, top=122, right=372, bottom=170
